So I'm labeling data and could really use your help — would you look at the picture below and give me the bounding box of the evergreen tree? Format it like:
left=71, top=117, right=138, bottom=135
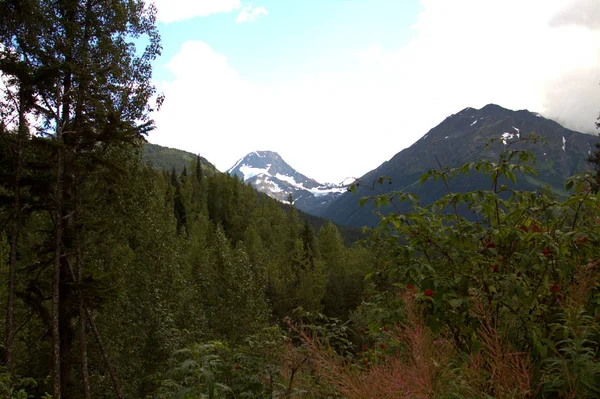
left=0, top=1, right=161, bottom=397
left=170, top=168, right=187, bottom=235
left=587, top=111, right=600, bottom=192
left=195, top=154, right=203, bottom=183
left=300, top=219, right=320, bottom=268
left=319, top=222, right=372, bottom=318
left=201, top=224, right=269, bottom=341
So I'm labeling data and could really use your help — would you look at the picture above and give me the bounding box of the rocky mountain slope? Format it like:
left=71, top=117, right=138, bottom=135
left=321, top=104, right=598, bottom=227
left=227, top=151, right=347, bottom=216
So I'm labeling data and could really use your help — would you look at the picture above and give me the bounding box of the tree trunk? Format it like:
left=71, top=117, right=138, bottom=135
left=64, top=243, right=120, bottom=399
left=4, top=88, right=27, bottom=372
left=59, top=152, right=76, bottom=399
left=57, top=2, right=76, bottom=395
left=71, top=1, right=93, bottom=396
left=5, top=152, right=18, bottom=371
left=87, top=309, right=124, bottom=399
left=76, top=186, right=91, bottom=399
left=52, top=102, right=64, bottom=399
left=78, top=300, right=91, bottom=399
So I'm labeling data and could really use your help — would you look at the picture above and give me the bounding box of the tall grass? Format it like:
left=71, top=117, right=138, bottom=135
left=299, top=292, right=536, bottom=398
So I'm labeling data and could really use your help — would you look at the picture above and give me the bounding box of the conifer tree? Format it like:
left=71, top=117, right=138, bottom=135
left=171, top=168, right=187, bottom=235
left=196, top=154, right=203, bottom=183
left=0, top=1, right=161, bottom=397
left=587, top=111, right=600, bottom=192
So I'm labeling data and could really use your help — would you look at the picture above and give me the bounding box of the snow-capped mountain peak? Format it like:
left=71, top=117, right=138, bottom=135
left=227, top=151, right=346, bottom=216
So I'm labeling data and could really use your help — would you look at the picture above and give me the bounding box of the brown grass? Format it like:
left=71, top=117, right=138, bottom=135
left=298, top=292, right=452, bottom=399
left=296, top=291, right=539, bottom=398
left=568, top=260, right=599, bottom=309
left=463, top=300, right=534, bottom=399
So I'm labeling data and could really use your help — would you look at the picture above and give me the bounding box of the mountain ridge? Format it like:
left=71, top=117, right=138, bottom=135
left=321, top=104, right=598, bottom=227
left=227, top=150, right=347, bottom=216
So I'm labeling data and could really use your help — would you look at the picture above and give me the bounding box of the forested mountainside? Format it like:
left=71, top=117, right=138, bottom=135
left=323, top=104, right=598, bottom=227
left=142, top=143, right=218, bottom=175
left=4, top=120, right=600, bottom=399
left=142, top=143, right=364, bottom=246
left=0, top=136, right=374, bottom=397
left=0, top=1, right=369, bottom=396
left=2, top=0, right=600, bottom=398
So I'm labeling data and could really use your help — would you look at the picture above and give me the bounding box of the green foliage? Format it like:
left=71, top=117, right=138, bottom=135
left=320, top=223, right=372, bottom=318
left=200, top=224, right=270, bottom=342
left=342, top=134, right=600, bottom=398
left=587, top=133, right=600, bottom=193
left=4, top=113, right=599, bottom=398
left=0, top=231, right=8, bottom=327
left=0, top=369, right=40, bottom=399
left=0, top=2, right=368, bottom=398
left=543, top=306, right=600, bottom=397
left=155, top=327, right=287, bottom=399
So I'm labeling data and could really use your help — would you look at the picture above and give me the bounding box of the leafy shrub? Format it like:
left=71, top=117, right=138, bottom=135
left=327, top=135, right=600, bottom=397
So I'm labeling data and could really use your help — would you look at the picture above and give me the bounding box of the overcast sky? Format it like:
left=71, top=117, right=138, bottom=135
left=147, top=0, right=600, bottom=184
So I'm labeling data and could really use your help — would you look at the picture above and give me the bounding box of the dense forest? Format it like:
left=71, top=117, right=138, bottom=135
left=1, top=1, right=600, bottom=398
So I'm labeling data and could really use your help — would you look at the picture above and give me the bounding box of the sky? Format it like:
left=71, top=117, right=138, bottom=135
left=147, top=0, right=600, bottom=184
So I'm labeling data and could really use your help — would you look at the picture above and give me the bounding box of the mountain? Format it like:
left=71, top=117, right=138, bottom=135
left=322, top=104, right=598, bottom=228
left=142, top=143, right=218, bottom=175
left=141, top=143, right=364, bottom=243
left=227, top=151, right=347, bottom=216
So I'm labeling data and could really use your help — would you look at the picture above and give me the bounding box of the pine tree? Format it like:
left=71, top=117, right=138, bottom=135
left=589, top=141, right=600, bottom=192
left=319, top=222, right=370, bottom=318
left=0, top=0, right=48, bottom=377
left=587, top=112, right=600, bottom=192
left=300, top=220, right=319, bottom=268
left=171, top=168, right=187, bottom=235
left=196, top=154, right=203, bottom=183
left=0, top=1, right=161, bottom=397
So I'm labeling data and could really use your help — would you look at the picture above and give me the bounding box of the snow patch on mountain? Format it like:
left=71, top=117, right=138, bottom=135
left=239, top=164, right=271, bottom=180
left=228, top=156, right=245, bottom=173
left=275, top=173, right=301, bottom=188
left=256, top=175, right=283, bottom=193
left=512, top=126, right=520, bottom=138
left=501, top=132, right=514, bottom=145
left=227, top=151, right=348, bottom=217
left=310, top=186, right=347, bottom=196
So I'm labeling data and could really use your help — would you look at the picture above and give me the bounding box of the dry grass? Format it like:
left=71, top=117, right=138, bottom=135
left=462, top=300, right=534, bottom=399
left=296, top=291, right=539, bottom=398
left=298, top=292, right=452, bottom=399
left=568, top=260, right=599, bottom=309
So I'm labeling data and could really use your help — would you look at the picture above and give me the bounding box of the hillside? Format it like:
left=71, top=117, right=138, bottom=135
left=143, top=143, right=363, bottom=244
left=142, top=143, right=219, bottom=175
left=322, top=104, right=598, bottom=227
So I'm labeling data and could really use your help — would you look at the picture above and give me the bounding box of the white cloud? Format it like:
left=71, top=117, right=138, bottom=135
left=149, top=0, right=269, bottom=25
left=151, top=0, right=241, bottom=23
left=150, top=41, right=258, bottom=167
left=236, top=4, right=269, bottom=24
left=550, top=0, right=600, bottom=30
left=150, top=0, right=600, bottom=183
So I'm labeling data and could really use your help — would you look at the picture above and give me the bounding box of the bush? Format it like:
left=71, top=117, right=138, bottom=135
left=324, top=135, right=600, bottom=398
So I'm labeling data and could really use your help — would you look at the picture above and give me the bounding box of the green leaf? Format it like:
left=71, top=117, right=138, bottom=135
left=507, top=170, right=517, bottom=184
left=449, top=298, right=463, bottom=308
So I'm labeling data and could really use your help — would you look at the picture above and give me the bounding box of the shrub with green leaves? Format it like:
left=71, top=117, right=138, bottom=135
left=153, top=327, right=291, bottom=399
left=347, top=135, right=600, bottom=397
